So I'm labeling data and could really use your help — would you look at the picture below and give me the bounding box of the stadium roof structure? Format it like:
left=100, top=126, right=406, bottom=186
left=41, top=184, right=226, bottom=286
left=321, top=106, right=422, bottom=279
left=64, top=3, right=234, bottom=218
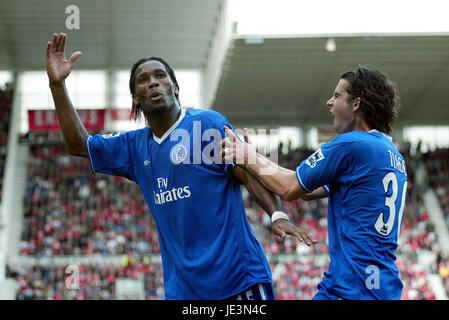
left=0, top=0, right=225, bottom=71
left=212, top=34, right=449, bottom=128
left=1, top=0, right=448, bottom=128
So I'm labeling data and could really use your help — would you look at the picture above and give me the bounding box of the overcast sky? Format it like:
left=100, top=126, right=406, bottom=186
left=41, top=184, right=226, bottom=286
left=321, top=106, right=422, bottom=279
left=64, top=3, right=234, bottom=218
left=229, top=0, right=449, bottom=36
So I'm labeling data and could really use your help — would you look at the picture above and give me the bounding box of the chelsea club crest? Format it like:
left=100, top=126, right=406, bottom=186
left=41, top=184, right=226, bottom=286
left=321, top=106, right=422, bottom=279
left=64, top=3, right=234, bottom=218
left=170, top=144, right=188, bottom=164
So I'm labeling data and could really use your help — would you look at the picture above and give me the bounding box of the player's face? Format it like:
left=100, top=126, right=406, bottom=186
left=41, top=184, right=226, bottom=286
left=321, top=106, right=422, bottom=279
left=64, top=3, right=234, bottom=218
left=133, top=60, right=179, bottom=115
left=327, top=79, right=358, bottom=134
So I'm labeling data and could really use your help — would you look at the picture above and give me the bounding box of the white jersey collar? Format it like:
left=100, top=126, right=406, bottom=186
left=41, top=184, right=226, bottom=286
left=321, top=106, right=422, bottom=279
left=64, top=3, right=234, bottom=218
left=152, top=107, right=186, bottom=144
left=369, top=129, right=392, bottom=141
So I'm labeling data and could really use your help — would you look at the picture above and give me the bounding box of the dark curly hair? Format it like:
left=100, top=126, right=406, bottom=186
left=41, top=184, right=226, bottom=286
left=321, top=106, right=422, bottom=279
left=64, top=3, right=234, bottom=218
left=129, top=57, right=180, bottom=121
left=340, top=66, right=400, bottom=134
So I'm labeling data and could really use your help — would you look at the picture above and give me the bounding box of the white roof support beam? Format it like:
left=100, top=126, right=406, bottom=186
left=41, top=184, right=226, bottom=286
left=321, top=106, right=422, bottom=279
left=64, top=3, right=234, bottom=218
left=201, top=0, right=233, bottom=108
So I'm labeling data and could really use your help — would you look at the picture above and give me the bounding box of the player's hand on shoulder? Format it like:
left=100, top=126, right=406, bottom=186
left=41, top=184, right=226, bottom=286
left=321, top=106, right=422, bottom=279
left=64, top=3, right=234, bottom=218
left=221, top=126, right=257, bottom=167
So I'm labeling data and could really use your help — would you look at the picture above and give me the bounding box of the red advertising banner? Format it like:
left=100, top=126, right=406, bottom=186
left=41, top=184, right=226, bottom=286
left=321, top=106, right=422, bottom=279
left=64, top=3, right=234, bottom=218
left=109, top=108, right=132, bottom=120
left=28, top=109, right=105, bottom=132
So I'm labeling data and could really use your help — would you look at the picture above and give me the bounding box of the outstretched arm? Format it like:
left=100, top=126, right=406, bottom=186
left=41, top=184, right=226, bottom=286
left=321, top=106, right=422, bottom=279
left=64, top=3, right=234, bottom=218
left=222, top=126, right=306, bottom=201
left=230, top=163, right=317, bottom=246
left=46, top=33, right=87, bottom=157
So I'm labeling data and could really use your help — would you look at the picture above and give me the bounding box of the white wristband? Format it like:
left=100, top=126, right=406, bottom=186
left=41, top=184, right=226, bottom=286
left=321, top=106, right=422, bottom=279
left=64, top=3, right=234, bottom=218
left=271, top=211, right=289, bottom=223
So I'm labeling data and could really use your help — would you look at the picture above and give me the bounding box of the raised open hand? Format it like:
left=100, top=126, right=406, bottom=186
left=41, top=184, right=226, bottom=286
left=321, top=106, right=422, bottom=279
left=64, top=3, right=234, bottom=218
left=46, top=33, right=82, bottom=84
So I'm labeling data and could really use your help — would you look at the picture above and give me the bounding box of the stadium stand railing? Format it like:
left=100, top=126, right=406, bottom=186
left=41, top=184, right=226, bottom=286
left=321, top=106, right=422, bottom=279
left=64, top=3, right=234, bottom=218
left=421, top=148, right=449, bottom=297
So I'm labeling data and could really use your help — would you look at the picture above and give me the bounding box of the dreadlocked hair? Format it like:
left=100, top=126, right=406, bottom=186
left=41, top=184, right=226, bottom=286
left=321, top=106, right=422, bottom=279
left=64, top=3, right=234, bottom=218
left=129, top=57, right=180, bottom=121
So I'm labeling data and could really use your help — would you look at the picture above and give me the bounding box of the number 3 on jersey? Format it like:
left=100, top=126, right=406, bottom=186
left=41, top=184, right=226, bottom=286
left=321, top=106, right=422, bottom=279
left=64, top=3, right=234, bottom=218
left=374, top=172, right=407, bottom=240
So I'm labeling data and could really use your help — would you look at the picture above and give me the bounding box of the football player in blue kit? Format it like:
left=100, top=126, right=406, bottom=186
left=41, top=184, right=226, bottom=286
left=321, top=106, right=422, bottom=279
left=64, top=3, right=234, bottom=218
left=222, top=66, right=406, bottom=300
left=46, top=33, right=317, bottom=300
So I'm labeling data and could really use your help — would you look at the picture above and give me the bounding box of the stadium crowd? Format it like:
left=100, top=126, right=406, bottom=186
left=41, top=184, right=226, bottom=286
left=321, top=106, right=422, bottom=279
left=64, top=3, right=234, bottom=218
left=5, top=133, right=447, bottom=299
left=7, top=257, right=164, bottom=300
left=20, top=132, right=160, bottom=256
left=423, top=147, right=449, bottom=296
left=422, top=148, right=449, bottom=228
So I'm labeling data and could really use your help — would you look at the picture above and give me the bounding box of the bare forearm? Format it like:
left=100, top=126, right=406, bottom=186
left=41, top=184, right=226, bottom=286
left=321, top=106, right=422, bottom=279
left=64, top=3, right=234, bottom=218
left=246, top=153, right=304, bottom=201
left=301, top=187, right=328, bottom=201
left=233, top=166, right=318, bottom=245
left=49, top=81, right=88, bottom=157
left=243, top=169, right=279, bottom=216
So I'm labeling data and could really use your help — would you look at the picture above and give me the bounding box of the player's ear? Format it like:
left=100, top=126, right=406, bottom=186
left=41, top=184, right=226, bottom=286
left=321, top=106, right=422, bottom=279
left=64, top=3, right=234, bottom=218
left=132, top=94, right=139, bottom=106
left=174, top=84, right=179, bottom=96
left=352, top=97, right=361, bottom=112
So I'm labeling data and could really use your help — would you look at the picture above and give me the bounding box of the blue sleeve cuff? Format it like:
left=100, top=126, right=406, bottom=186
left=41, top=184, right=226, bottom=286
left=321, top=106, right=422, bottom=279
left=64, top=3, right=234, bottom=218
left=295, top=166, right=312, bottom=193
left=85, top=135, right=96, bottom=174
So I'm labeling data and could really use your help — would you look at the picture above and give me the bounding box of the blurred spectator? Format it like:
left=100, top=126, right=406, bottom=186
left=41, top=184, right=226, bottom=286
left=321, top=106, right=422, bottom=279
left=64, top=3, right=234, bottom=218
left=436, top=249, right=449, bottom=296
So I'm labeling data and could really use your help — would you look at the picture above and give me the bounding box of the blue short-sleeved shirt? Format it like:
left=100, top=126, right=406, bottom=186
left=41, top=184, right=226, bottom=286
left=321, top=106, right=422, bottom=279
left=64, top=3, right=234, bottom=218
left=296, top=130, right=407, bottom=300
left=86, top=108, right=272, bottom=299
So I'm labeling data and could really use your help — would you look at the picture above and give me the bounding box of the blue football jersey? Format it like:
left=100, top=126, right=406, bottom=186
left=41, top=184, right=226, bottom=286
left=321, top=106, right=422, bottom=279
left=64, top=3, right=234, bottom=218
left=86, top=108, right=272, bottom=299
left=296, top=130, right=407, bottom=300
